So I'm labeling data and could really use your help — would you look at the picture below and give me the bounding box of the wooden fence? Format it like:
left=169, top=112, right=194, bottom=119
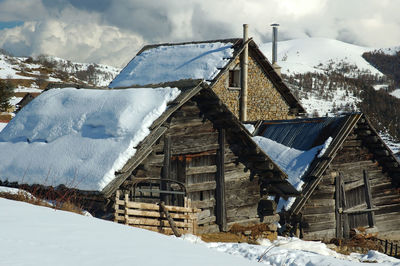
left=114, top=191, right=200, bottom=235
left=375, top=238, right=399, bottom=258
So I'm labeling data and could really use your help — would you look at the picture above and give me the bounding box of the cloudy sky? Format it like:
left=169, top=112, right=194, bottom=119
left=0, top=0, right=399, bottom=67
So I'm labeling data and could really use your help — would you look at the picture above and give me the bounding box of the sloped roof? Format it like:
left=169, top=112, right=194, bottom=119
left=0, top=86, right=181, bottom=192
left=109, top=38, right=305, bottom=113
left=0, top=80, right=299, bottom=197
left=255, top=116, right=348, bottom=151
left=254, top=113, right=400, bottom=214
left=109, top=39, right=240, bottom=88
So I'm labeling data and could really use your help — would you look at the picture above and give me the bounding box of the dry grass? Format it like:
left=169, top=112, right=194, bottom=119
left=0, top=113, right=12, bottom=122
left=0, top=188, right=84, bottom=215
left=8, top=79, right=35, bottom=88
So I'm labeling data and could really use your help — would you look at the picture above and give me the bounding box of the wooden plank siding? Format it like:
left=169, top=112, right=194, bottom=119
left=300, top=128, right=400, bottom=241
left=118, top=99, right=265, bottom=234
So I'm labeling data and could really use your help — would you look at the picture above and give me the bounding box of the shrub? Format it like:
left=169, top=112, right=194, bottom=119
left=0, top=79, right=14, bottom=112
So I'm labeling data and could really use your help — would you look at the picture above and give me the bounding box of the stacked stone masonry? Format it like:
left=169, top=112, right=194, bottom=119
left=212, top=54, right=295, bottom=121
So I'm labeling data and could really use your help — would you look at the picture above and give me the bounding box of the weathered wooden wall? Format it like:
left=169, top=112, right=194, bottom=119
left=301, top=127, right=400, bottom=241
left=300, top=170, right=337, bottom=241
left=119, top=99, right=262, bottom=234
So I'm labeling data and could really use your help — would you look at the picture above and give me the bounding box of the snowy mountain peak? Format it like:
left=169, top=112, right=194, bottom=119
left=260, top=37, right=383, bottom=76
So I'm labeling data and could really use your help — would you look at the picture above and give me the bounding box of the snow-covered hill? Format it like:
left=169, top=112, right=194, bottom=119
left=0, top=51, right=120, bottom=90
left=260, top=38, right=383, bottom=76
left=260, top=37, right=400, bottom=153
left=1, top=197, right=399, bottom=266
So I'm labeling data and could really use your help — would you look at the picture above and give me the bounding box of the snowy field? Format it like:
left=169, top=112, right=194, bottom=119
left=260, top=38, right=383, bottom=76
left=1, top=197, right=399, bottom=266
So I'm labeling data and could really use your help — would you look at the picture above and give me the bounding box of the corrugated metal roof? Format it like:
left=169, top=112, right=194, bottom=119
left=256, top=116, right=349, bottom=150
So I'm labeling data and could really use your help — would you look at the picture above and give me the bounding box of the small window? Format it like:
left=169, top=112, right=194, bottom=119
left=227, top=64, right=241, bottom=88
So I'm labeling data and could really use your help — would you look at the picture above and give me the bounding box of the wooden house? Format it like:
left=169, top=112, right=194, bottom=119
left=0, top=80, right=299, bottom=235
left=253, top=114, right=400, bottom=241
left=109, top=33, right=305, bottom=122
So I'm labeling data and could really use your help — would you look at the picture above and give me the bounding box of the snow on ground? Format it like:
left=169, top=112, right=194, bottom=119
left=378, top=46, right=400, bottom=56
left=8, top=96, right=23, bottom=106
left=109, top=42, right=233, bottom=88
left=182, top=234, right=400, bottom=265
left=260, top=38, right=382, bottom=76
left=0, top=122, right=7, bottom=132
left=252, top=136, right=330, bottom=211
left=374, top=84, right=390, bottom=91
left=0, top=198, right=259, bottom=266
left=14, top=85, right=42, bottom=93
left=299, top=87, right=360, bottom=117
left=0, top=87, right=180, bottom=191
left=1, top=197, right=399, bottom=266
left=0, top=185, right=21, bottom=194
left=390, top=89, right=400, bottom=99
left=0, top=54, right=33, bottom=79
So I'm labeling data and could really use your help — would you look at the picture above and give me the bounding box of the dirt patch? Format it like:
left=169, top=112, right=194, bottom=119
left=328, top=229, right=400, bottom=257
left=200, top=223, right=278, bottom=244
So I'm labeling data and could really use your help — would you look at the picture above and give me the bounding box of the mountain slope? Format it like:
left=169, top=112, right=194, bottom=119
left=260, top=38, right=400, bottom=154
left=260, top=38, right=383, bottom=76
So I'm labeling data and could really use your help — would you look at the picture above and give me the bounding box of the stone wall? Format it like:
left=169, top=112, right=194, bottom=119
left=212, top=54, right=296, bottom=121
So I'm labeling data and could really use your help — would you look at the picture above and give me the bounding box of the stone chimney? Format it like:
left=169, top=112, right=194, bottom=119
left=271, top=23, right=282, bottom=76
left=240, top=24, right=249, bottom=122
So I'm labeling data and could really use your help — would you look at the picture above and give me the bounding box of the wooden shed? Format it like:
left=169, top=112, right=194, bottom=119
left=253, top=113, right=400, bottom=241
left=105, top=80, right=300, bottom=234
left=0, top=80, right=299, bottom=235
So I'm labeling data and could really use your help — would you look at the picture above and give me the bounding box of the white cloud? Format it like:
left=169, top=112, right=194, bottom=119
left=0, top=7, right=144, bottom=67
left=0, top=0, right=399, bottom=66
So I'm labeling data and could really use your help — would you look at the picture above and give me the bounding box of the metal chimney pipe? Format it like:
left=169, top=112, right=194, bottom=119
left=240, top=24, right=249, bottom=122
left=271, top=23, right=279, bottom=64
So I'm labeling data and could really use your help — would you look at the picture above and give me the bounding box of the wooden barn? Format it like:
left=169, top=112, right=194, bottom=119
left=109, top=25, right=305, bottom=122
left=252, top=113, right=400, bottom=241
left=0, top=80, right=299, bottom=235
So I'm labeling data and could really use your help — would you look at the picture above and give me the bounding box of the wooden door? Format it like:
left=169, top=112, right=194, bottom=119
left=336, top=170, right=375, bottom=238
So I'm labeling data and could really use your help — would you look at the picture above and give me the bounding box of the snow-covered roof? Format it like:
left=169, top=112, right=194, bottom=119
left=253, top=116, right=347, bottom=211
left=253, top=136, right=331, bottom=211
left=0, top=87, right=180, bottom=191
left=109, top=41, right=235, bottom=88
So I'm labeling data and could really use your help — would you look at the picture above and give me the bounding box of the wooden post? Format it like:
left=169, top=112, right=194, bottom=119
left=216, top=128, right=227, bottom=231
left=335, top=173, right=343, bottom=239
left=162, top=135, right=171, bottom=204
left=395, top=244, right=398, bottom=257
left=340, top=173, right=350, bottom=239
left=159, top=201, right=181, bottom=237
left=390, top=242, right=393, bottom=256
left=124, top=192, right=129, bottom=225
left=363, top=170, right=375, bottom=227
left=114, top=190, right=120, bottom=222
left=385, top=240, right=388, bottom=254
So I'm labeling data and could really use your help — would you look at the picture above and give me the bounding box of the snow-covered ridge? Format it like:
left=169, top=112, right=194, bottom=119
left=0, top=52, right=120, bottom=88
left=0, top=87, right=180, bottom=191
left=260, top=38, right=383, bottom=76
